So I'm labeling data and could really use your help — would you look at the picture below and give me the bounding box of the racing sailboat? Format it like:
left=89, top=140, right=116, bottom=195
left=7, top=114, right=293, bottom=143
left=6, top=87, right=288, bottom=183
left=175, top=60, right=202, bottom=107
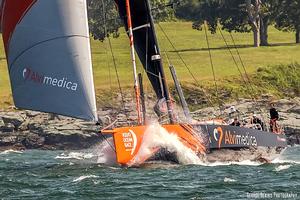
left=104, top=0, right=287, bottom=165
left=0, top=0, right=286, bottom=167
left=0, top=0, right=206, bottom=166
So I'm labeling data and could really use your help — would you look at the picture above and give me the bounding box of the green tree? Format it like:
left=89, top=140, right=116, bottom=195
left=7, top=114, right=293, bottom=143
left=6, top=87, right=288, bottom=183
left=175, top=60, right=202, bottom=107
left=88, top=0, right=121, bottom=41
left=176, top=0, right=277, bottom=47
left=87, top=0, right=174, bottom=41
left=274, top=0, right=300, bottom=43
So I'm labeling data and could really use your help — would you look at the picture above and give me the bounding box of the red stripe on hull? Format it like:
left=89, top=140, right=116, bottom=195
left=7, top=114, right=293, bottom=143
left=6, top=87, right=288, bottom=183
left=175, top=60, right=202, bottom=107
left=1, top=0, right=37, bottom=55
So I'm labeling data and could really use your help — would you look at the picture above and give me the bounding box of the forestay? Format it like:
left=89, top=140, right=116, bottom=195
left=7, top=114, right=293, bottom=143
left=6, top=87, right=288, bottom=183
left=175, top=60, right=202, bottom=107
left=1, top=0, right=98, bottom=121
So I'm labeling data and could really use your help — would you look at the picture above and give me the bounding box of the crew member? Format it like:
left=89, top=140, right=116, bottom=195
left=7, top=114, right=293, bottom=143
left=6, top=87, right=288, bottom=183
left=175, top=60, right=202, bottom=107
left=229, top=106, right=239, bottom=119
left=252, top=114, right=264, bottom=130
left=269, top=103, right=279, bottom=133
left=230, top=118, right=241, bottom=126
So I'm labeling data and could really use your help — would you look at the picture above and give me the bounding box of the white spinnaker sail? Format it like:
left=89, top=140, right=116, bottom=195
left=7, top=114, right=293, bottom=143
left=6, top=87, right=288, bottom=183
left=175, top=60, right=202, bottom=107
left=1, top=0, right=98, bottom=121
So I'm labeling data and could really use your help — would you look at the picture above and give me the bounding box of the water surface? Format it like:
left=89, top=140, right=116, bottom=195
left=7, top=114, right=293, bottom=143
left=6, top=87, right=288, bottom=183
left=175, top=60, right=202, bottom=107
left=0, top=146, right=299, bottom=199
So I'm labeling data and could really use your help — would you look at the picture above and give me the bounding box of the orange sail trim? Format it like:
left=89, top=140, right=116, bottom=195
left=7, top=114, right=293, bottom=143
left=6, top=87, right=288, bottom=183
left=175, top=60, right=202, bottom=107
left=102, top=124, right=207, bottom=166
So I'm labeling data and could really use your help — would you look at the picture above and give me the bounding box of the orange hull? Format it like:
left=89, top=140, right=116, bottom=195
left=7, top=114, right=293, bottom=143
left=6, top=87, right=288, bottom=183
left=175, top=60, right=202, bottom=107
left=102, top=124, right=206, bottom=166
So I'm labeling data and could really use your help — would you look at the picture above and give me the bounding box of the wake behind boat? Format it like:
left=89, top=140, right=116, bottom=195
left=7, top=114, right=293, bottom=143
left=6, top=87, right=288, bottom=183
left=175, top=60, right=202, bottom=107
left=0, top=0, right=287, bottom=167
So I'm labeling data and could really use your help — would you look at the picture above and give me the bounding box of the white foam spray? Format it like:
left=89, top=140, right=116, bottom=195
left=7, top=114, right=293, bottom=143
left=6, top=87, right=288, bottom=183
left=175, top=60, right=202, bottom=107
left=0, top=149, right=23, bottom=155
left=94, top=137, right=117, bottom=165
left=55, top=137, right=117, bottom=165
left=55, top=152, right=94, bottom=160
left=132, top=123, right=205, bottom=165
left=274, top=165, right=292, bottom=172
left=72, top=175, right=99, bottom=183
left=224, top=177, right=237, bottom=182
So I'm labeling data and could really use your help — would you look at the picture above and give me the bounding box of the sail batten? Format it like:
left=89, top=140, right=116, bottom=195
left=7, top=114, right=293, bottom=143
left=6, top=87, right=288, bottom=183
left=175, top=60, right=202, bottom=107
left=8, top=35, right=90, bottom=73
left=1, top=0, right=98, bottom=121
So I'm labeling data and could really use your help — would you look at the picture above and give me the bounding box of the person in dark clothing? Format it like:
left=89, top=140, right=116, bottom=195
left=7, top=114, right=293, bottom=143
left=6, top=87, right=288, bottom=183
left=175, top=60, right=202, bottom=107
left=269, top=103, right=279, bottom=133
left=252, top=114, right=264, bottom=130
left=230, top=118, right=241, bottom=126
left=270, top=103, right=279, bottom=120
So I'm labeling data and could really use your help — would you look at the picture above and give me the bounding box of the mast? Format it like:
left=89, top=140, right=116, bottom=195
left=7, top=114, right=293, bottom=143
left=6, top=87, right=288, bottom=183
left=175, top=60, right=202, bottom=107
left=125, top=0, right=142, bottom=125
left=144, top=0, right=175, bottom=124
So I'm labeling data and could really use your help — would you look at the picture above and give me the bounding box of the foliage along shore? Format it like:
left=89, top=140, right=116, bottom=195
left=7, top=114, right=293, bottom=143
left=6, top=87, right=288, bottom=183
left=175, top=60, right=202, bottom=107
left=181, top=63, right=300, bottom=110
left=94, top=63, right=300, bottom=112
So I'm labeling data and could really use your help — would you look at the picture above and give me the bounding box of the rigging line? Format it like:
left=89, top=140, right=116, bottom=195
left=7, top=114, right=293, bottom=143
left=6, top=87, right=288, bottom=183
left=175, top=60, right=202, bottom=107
left=139, top=26, right=149, bottom=106
left=229, top=32, right=252, bottom=83
left=218, top=26, right=262, bottom=110
left=107, top=36, right=127, bottom=114
left=204, top=21, right=223, bottom=113
left=102, top=0, right=128, bottom=124
left=228, top=32, right=262, bottom=96
left=101, top=0, right=112, bottom=90
left=227, top=31, right=268, bottom=124
left=163, top=50, right=172, bottom=66
left=101, top=0, right=126, bottom=117
left=157, top=23, right=215, bottom=108
left=227, top=31, right=261, bottom=100
left=99, top=132, right=116, bottom=153
left=218, top=27, right=266, bottom=118
left=143, top=22, right=149, bottom=78
left=217, top=26, right=249, bottom=88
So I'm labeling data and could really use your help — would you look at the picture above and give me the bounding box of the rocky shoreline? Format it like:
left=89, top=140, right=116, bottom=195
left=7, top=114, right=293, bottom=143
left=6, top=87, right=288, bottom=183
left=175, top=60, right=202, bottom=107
left=0, top=97, right=300, bottom=151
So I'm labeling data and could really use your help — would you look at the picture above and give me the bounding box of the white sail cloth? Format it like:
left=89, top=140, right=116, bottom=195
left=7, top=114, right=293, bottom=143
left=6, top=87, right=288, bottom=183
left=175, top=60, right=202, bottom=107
left=1, top=0, right=98, bottom=121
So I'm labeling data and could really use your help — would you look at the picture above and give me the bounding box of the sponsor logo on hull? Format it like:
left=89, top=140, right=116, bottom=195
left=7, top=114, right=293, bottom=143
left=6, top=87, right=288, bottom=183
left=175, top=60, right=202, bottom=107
left=213, top=127, right=258, bottom=148
left=122, top=130, right=137, bottom=155
left=22, top=67, right=78, bottom=91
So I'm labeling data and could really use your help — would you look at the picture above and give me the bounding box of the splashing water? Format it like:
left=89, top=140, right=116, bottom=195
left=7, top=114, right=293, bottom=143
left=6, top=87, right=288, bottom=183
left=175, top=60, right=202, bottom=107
left=0, top=149, right=23, bottom=155
left=72, top=175, right=99, bottom=183
left=93, top=137, right=117, bottom=165
left=132, top=123, right=205, bottom=165
left=274, top=165, right=292, bottom=172
left=55, top=152, right=94, bottom=160
left=224, top=177, right=237, bottom=182
left=55, top=137, right=117, bottom=165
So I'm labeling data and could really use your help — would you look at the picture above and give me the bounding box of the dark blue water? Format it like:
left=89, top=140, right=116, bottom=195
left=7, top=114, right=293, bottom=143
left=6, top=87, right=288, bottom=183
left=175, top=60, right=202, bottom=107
left=0, top=146, right=299, bottom=200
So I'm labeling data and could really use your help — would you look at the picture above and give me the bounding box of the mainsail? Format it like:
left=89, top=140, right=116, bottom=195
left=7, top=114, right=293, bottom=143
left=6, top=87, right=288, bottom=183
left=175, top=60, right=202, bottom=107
left=1, top=0, right=98, bottom=121
left=115, top=0, right=175, bottom=123
left=114, top=0, right=165, bottom=99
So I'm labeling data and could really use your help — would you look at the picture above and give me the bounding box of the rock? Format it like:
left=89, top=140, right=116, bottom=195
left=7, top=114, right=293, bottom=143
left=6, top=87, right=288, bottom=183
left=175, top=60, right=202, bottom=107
left=0, top=96, right=299, bottom=150
left=18, top=120, right=30, bottom=131
left=42, top=129, right=101, bottom=150
left=275, top=99, right=295, bottom=111
left=56, top=124, right=81, bottom=131
left=0, top=123, right=15, bottom=132
left=25, top=111, right=41, bottom=118
left=288, top=106, right=300, bottom=115
left=27, top=123, right=44, bottom=132
left=23, top=133, right=45, bottom=148
left=1, top=112, right=24, bottom=130
left=0, top=135, right=18, bottom=145
left=0, top=117, right=4, bottom=127
left=98, top=115, right=111, bottom=126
